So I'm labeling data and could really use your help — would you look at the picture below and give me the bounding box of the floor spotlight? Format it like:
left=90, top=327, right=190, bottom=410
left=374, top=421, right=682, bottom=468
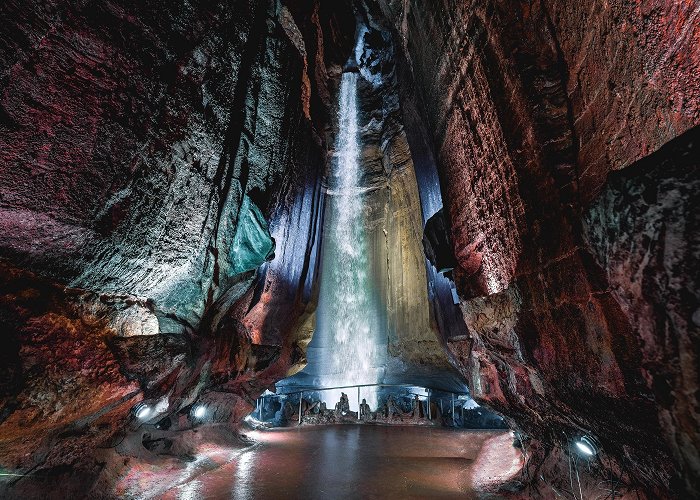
left=134, top=403, right=152, bottom=421
left=574, top=435, right=598, bottom=458
left=191, top=403, right=207, bottom=421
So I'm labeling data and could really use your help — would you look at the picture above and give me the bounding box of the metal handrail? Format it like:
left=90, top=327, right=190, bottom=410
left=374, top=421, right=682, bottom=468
left=271, top=382, right=468, bottom=397
left=254, top=382, right=474, bottom=426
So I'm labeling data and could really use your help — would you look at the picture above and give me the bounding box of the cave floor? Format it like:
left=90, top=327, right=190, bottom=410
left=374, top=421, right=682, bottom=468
left=150, top=426, right=522, bottom=499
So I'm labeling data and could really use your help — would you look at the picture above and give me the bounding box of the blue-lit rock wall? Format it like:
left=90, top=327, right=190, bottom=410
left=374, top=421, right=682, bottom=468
left=280, top=13, right=470, bottom=398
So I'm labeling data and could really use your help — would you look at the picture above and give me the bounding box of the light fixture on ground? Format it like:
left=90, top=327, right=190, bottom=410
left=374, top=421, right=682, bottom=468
left=573, top=435, right=599, bottom=458
left=133, top=402, right=152, bottom=421
left=190, top=403, right=207, bottom=421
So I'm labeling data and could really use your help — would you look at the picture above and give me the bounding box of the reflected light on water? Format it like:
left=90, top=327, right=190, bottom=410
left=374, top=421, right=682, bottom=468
left=232, top=450, right=256, bottom=500
left=176, top=479, right=202, bottom=500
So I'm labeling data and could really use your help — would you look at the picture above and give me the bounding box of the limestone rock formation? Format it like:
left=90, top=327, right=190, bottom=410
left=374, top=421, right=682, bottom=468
left=0, top=0, right=356, bottom=493
left=379, top=0, right=700, bottom=495
left=0, top=0, right=697, bottom=497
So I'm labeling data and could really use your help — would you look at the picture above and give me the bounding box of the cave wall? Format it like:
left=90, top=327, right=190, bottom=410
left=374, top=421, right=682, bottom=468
left=280, top=11, right=469, bottom=395
left=378, top=0, right=699, bottom=495
left=0, top=0, right=355, bottom=491
left=1, top=0, right=270, bottom=329
left=0, top=0, right=697, bottom=495
left=353, top=4, right=471, bottom=381
left=584, top=128, right=700, bottom=495
left=0, top=0, right=353, bottom=332
left=352, top=28, right=452, bottom=373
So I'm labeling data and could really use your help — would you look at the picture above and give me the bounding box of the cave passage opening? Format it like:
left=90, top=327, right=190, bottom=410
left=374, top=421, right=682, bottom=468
left=260, top=22, right=501, bottom=429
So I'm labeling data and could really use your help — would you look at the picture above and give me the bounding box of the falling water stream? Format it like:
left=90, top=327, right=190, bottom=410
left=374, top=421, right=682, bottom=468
left=285, top=72, right=386, bottom=409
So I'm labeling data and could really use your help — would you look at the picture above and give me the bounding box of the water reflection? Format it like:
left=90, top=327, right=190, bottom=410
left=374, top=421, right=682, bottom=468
left=158, top=427, right=521, bottom=499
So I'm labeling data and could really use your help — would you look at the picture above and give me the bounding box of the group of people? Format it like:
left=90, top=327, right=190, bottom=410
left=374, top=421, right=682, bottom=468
left=331, top=392, right=372, bottom=420
left=290, top=391, right=431, bottom=422
left=332, top=392, right=428, bottom=420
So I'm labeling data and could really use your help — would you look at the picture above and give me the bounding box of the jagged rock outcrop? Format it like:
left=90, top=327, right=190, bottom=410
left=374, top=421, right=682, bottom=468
left=584, top=127, right=700, bottom=495
left=0, top=0, right=697, bottom=496
left=0, top=0, right=355, bottom=494
left=379, top=0, right=700, bottom=496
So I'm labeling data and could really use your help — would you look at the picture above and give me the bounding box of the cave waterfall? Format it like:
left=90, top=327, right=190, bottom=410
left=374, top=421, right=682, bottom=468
left=301, top=71, right=386, bottom=409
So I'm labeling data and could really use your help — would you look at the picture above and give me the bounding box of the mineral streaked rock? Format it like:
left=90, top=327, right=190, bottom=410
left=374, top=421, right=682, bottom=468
left=381, top=0, right=700, bottom=200
left=0, top=262, right=141, bottom=475
left=584, top=127, right=700, bottom=495
left=379, top=0, right=700, bottom=495
left=348, top=19, right=463, bottom=376
left=228, top=195, right=275, bottom=276
left=0, top=0, right=356, bottom=493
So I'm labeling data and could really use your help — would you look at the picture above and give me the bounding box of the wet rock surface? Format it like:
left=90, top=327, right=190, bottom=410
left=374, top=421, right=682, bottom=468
left=378, top=0, right=699, bottom=496
left=0, top=0, right=356, bottom=495
left=584, top=127, right=700, bottom=494
left=0, top=0, right=698, bottom=497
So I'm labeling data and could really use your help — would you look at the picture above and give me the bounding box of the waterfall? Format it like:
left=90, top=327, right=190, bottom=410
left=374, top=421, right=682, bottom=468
left=329, top=73, right=380, bottom=366
left=288, top=72, right=386, bottom=410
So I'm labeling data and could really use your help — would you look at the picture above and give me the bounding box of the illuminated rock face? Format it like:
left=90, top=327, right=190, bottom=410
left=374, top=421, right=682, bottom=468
left=281, top=24, right=467, bottom=404
left=0, top=0, right=358, bottom=494
left=291, top=71, right=388, bottom=407
left=379, top=0, right=700, bottom=495
left=0, top=0, right=698, bottom=497
left=0, top=0, right=358, bottom=336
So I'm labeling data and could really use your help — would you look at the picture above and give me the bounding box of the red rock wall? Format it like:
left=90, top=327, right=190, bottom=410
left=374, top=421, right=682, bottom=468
left=0, top=0, right=355, bottom=492
left=0, top=263, right=142, bottom=496
left=549, top=0, right=700, bottom=199
left=381, top=0, right=699, bottom=495
left=584, top=128, right=700, bottom=495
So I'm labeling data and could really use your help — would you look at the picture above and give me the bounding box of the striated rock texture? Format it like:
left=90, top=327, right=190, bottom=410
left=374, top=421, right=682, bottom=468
left=0, top=0, right=698, bottom=496
left=584, top=128, right=700, bottom=496
left=0, top=0, right=353, bottom=332
left=351, top=23, right=452, bottom=374
left=379, top=0, right=700, bottom=496
left=280, top=3, right=471, bottom=395
left=0, top=0, right=356, bottom=494
left=0, top=263, right=143, bottom=497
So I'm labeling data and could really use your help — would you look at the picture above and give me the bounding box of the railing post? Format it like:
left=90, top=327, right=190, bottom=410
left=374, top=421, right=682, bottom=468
left=357, top=386, right=361, bottom=420
left=427, top=389, right=431, bottom=420
left=298, top=391, right=303, bottom=425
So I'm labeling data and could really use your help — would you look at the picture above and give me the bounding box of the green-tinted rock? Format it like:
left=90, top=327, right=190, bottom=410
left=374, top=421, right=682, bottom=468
left=230, top=195, right=275, bottom=275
